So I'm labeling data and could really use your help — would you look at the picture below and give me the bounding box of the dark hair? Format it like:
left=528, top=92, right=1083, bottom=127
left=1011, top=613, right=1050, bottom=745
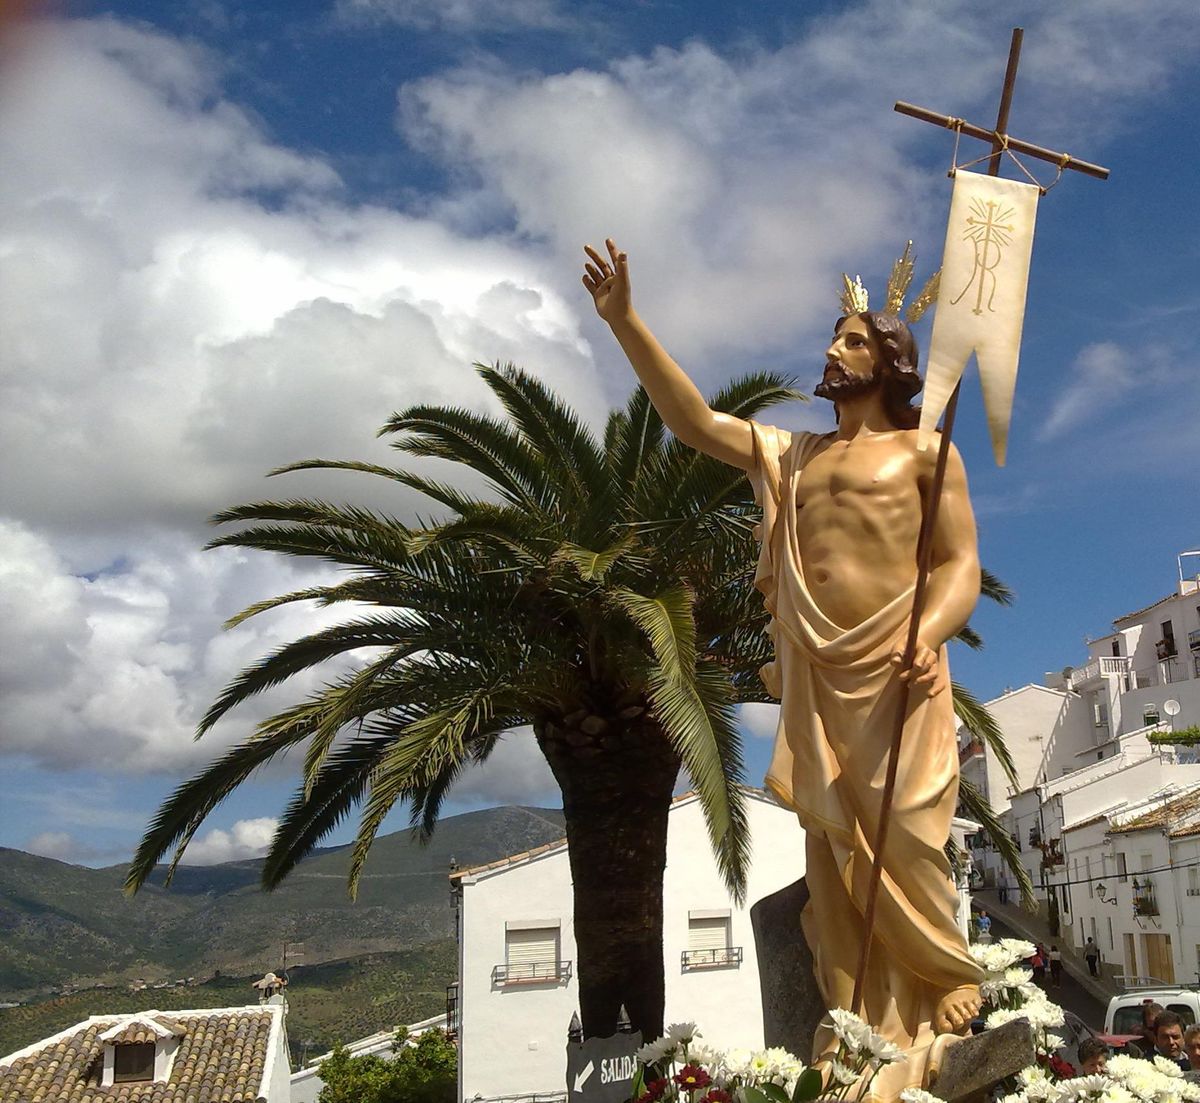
left=1156, top=1010, right=1184, bottom=1033
left=1078, top=1038, right=1109, bottom=1063
left=834, top=311, right=922, bottom=429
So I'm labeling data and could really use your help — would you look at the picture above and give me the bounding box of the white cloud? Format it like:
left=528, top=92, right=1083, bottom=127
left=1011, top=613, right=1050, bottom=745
left=2, top=1, right=1199, bottom=799
left=181, top=816, right=279, bottom=864
left=0, top=519, right=357, bottom=773
left=337, top=0, right=571, bottom=31
left=449, top=728, right=559, bottom=808
left=23, top=831, right=116, bottom=865
left=738, top=703, right=780, bottom=741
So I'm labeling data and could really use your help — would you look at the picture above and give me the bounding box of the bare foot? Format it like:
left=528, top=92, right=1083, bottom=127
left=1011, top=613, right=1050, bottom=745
left=934, top=984, right=982, bottom=1034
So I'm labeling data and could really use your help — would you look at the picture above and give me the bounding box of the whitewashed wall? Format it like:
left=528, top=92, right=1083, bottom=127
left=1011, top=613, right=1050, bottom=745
left=456, top=791, right=808, bottom=1103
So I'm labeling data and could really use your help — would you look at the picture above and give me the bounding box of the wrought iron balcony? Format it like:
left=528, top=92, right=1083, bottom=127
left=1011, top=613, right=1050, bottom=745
left=1132, top=877, right=1159, bottom=917
left=491, top=960, right=573, bottom=986
left=445, top=983, right=458, bottom=1038
left=681, top=946, right=743, bottom=970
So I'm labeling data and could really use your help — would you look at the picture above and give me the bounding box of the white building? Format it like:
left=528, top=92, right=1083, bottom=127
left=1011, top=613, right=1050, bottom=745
left=449, top=789, right=807, bottom=1103
left=1064, top=785, right=1200, bottom=987
left=965, top=554, right=1200, bottom=964
left=448, top=787, right=979, bottom=1103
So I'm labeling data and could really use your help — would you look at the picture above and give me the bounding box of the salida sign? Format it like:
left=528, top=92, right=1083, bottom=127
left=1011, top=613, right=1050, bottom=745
left=566, top=1031, right=644, bottom=1103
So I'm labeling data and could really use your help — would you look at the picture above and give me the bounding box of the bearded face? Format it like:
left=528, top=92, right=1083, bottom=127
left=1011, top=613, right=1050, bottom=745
left=815, top=314, right=882, bottom=403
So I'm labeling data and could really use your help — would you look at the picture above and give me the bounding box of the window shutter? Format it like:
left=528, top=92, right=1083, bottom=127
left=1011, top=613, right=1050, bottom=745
left=506, top=926, right=559, bottom=967
left=688, top=917, right=729, bottom=952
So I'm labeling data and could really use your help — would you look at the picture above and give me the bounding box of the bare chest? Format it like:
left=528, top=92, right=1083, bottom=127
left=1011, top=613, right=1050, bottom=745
left=794, top=437, right=920, bottom=511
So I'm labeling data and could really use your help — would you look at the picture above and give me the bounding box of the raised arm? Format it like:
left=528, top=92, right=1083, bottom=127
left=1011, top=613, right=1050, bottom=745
left=582, top=239, right=754, bottom=471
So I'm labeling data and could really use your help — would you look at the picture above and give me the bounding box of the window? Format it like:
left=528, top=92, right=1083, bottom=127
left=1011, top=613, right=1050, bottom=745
left=1117, top=853, right=1128, bottom=884
left=1161, top=620, right=1178, bottom=657
left=1189, top=867, right=1199, bottom=897
left=1144, top=705, right=1161, bottom=727
left=113, top=1043, right=155, bottom=1084
left=1167, top=1003, right=1197, bottom=1026
left=498, top=922, right=566, bottom=984
left=683, top=910, right=740, bottom=968
left=1107, top=916, right=1113, bottom=950
left=1086, top=856, right=1093, bottom=898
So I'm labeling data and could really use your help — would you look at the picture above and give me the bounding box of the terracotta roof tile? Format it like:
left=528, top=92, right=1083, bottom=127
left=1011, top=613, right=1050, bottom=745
left=0, top=1007, right=280, bottom=1103
left=1108, top=786, right=1200, bottom=837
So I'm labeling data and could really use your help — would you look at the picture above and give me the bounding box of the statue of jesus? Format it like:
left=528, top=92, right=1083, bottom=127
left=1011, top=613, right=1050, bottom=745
left=582, top=239, right=984, bottom=1078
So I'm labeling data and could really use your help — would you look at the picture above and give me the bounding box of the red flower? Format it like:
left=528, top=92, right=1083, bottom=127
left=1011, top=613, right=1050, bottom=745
left=673, top=1065, right=713, bottom=1092
left=637, top=1079, right=670, bottom=1103
left=701, top=1091, right=732, bottom=1103
left=1046, top=1054, right=1075, bottom=1080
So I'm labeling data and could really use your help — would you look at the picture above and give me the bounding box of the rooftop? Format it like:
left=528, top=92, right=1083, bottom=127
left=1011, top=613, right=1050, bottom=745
left=0, top=1005, right=282, bottom=1103
left=1108, top=784, right=1200, bottom=838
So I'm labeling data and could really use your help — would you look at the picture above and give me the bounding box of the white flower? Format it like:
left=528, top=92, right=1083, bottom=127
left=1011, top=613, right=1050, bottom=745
left=899, top=1091, right=940, bottom=1103
left=998, top=937, right=1038, bottom=963
left=829, top=1060, right=859, bottom=1087
left=722, top=1049, right=754, bottom=1080
left=996, top=1092, right=1032, bottom=1103
left=1150, top=1056, right=1183, bottom=1080
left=985, top=1007, right=1027, bottom=1030
left=862, top=1031, right=905, bottom=1066
left=827, top=1007, right=872, bottom=1050
left=667, top=1022, right=699, bottom=1045
left=636, top=1036, right=678, bottom=1064
left=1017, top=1064, right=1056, bottom=1101
left=1037, top=1032, right=1065, bottom=1057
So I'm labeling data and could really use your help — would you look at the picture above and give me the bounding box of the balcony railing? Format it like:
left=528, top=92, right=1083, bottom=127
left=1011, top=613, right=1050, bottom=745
left=491, top=960, right=573, bottom=986
left=1132, top=878, right=1159, bottom=917
left=1069, top=656, right=1132, bottom=690
left=1134, top=666, right=1158, bottom=689
left=681, top=946, right=743, bottom=970
left=445, top=983, right=458, bottom=1038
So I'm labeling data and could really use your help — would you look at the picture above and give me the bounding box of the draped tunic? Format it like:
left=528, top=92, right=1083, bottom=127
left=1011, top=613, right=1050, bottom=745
left=747, top=421, right=982, bottom=1090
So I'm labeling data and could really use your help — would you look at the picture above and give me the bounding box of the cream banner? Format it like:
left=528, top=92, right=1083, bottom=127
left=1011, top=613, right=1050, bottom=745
left=919, top=170, right=1040, bottom=466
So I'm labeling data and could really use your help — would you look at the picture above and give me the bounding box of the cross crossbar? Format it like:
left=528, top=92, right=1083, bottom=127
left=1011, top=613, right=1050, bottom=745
left=894, top=102, right=1110, bottom=180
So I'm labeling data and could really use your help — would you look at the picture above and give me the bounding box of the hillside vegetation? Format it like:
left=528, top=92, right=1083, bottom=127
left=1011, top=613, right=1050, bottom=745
left=0, top=805, right=564, bottom=1000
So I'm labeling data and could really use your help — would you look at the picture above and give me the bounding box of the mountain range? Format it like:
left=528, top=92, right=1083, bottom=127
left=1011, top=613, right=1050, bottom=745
left=0, top=804, right=566, bottom=1002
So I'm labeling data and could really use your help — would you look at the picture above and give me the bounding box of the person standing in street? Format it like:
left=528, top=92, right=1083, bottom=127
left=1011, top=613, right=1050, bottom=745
left=1049, top=944, right=1063, bottom=987
left=1084, top=937, right=1101, bottom=977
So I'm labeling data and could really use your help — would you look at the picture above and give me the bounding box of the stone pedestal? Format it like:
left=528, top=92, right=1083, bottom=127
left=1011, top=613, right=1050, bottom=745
left=750, top=876, right=825, bottom=1059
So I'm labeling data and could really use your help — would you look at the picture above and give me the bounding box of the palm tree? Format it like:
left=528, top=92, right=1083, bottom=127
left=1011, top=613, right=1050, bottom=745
left=127, top=363, right=1027, bottom=1038
left=128, top=364, right=804, bottom=1039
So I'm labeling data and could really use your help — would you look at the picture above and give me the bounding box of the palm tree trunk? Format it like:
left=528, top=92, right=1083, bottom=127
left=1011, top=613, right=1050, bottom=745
left=537, top=713, right=680, bottom=1041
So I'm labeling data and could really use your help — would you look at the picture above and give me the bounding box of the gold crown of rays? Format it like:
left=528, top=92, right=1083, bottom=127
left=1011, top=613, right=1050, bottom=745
left=837, top=242, right=940, bottom=324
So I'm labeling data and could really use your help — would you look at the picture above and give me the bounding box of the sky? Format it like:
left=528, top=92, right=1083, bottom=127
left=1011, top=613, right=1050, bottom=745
left=1, top=0, right=1198, bottom=870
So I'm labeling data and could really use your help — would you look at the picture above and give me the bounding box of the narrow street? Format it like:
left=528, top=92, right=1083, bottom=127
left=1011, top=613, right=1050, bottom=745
left=987, top=912, right=1109, bottom=1032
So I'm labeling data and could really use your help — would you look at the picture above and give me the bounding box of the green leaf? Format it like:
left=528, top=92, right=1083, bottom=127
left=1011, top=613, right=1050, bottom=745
left=759, top=1083, right=791, bottom=1103
left=792, top=1067, right=825, bottom=1103
left=743, top=1088, right=771, bottom=1103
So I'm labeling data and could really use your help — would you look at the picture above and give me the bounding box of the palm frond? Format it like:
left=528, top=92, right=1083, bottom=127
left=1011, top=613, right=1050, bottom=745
left=381, top=404, right=552, bottom=513
left=958, top=776, right=1035, bottom=909
left=126, top=703, right=320, bottom=893
left=647, top=661, right=749, bottom=901
left=197, top=617, right=424, bottom=738
left=981, top=568, right=1014, bottom=606
left=261, top=735, right=390, bottom=888
left=954, top=625, right=984, bottom=651
left=609, top=587, right=697, bottom=682
left=952, top=679, right=1019, bottom=794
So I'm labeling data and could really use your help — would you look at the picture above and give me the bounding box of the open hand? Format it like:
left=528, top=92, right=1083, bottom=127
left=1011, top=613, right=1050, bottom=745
left=582, top=238, right=631, bottom=324
left=891, top=639, right=943, bottom=695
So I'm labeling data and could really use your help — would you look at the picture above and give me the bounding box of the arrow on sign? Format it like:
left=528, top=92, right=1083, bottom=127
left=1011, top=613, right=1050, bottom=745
left=573, top=1060, right=595, bottom=1093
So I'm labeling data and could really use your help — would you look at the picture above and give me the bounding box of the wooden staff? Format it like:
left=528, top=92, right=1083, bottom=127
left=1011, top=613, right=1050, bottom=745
left=850, top=27, right=1108, bottom=1015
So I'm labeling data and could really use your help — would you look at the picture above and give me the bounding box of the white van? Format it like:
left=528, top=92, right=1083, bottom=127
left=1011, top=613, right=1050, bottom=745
left=1104, top=989, right=1200, bottom=1036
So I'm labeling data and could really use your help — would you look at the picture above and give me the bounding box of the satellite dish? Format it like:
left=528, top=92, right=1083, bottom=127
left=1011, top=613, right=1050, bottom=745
left=1164, top=700, right=1181, bottom=717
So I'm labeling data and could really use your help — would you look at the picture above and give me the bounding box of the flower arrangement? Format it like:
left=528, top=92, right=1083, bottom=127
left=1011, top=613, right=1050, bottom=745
left=631, top=1012, right=905, bottom=1103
